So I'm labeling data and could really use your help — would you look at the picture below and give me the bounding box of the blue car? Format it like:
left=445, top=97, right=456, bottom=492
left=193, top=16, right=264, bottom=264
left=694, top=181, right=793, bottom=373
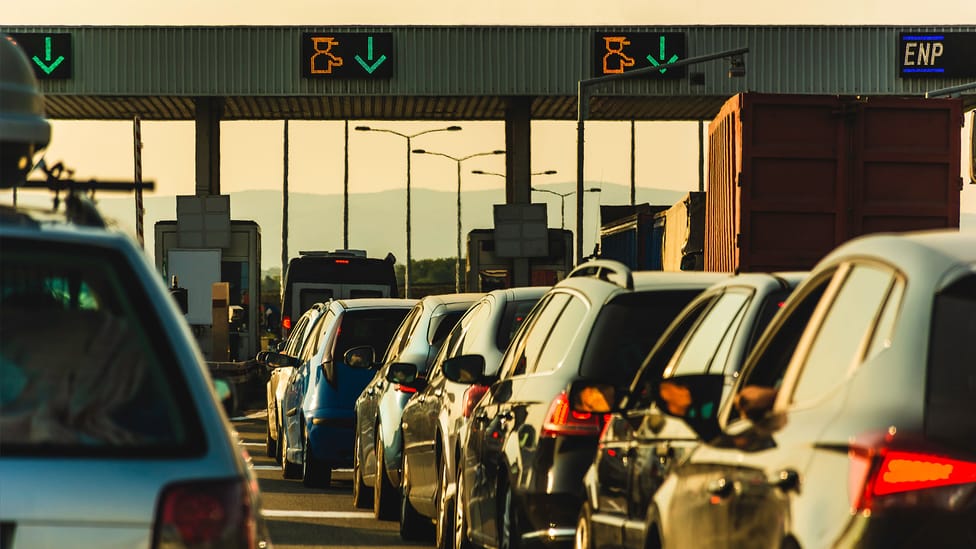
left=278, top=298, right=416, bottom=487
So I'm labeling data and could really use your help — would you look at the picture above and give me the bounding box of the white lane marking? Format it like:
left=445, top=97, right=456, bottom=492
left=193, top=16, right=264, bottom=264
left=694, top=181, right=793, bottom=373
left=262, top=510, right=375, bottom=519
left=251, top=465, right=353, bottom=472
left=231, top=410, right=268, bottom=421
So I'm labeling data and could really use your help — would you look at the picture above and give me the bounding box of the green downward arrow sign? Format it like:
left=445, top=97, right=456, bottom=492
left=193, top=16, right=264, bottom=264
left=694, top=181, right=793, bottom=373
left=354, top=36, right=387, bottom=74
left=31, top=36, right=65, bottom=75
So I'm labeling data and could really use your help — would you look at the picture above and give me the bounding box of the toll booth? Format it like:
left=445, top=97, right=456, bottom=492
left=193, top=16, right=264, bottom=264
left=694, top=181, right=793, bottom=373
left=155, top=213, right=261, bottom=362
left=465, top=228, right=574, bottom=292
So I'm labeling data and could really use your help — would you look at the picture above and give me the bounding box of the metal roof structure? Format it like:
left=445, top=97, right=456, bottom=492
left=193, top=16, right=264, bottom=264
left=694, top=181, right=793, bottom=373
left=3, top=25, right=974, bottom=121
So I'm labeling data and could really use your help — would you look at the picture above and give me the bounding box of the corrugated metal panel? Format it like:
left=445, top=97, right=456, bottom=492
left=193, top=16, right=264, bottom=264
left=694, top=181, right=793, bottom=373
left=3, top=25, right=974, bottom=120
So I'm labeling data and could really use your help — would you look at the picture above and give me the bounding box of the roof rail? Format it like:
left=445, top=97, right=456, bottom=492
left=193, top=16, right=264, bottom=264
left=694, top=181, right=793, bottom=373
left=567, top=259, right=634, bottom=290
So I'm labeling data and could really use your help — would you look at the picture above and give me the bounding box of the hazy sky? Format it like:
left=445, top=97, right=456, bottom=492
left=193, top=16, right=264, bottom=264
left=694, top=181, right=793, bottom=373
left=4, top=1, right=975, bottom=244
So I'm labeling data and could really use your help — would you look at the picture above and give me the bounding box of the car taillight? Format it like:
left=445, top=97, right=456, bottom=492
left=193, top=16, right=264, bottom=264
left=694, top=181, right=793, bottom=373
left=154, top=478, right=256, bottom=549
left=850, top=445, right=976, bottom=513
left=335, top=259, right=350, bottom=264
left=540, top=391, right=607, bottom=438
left=396, top=384, right=417, bottom=393
left=462, top=384, right=489, bottom=418
left=282, top=316, right=291, bottom=330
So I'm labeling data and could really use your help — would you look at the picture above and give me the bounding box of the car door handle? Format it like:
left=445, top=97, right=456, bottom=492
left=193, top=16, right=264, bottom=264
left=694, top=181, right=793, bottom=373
left=366, top=388, right=376, bottom=396
left=499, top=410, right=515, bottom=422
left=433, top=388, right=443, bottom=397
left=417, top=396, right=426, bottom=403
left=707, top=477, right=735, bottom=498
left=770, top=469, right=800, bottom=492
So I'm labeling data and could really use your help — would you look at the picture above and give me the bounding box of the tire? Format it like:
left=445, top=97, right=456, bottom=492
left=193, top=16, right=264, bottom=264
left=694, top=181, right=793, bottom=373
left=280, top=419, right=301, bottom=480
left=352, top=432, right=374, bottom=509
left=499, top=484, right=520, bottom=549
left=436, top=455, right=455, bottom=549
left=400, top=459, right=434, bottom=541
left=302, top=433, right=331, bottom=488
left=373, top=429, right=399, bottom=520
left=575, top=504, right=593, bottom=549
left=454, top=463, right=474, bottom=549
left=265, top=415, right=277, bottom=458
left=273, top=419, right=283, bottom=465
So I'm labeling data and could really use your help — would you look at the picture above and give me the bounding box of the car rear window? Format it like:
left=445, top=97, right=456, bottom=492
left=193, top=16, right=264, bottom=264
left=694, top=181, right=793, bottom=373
left=579, top=289, right=703, bottom=386
left=336, top=309, right=411, bottom=361
left=0, top=239, right=204, bottom=457
left=926, top=273, right=976, bottom=453
left=495, top=298, right=540, bottom=352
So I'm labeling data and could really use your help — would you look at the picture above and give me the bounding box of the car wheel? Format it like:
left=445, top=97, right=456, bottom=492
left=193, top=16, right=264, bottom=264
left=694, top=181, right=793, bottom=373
left=499, top=483, right=520, bottom=549
left=352, top=432, right=374, bottom=509
left=454, top=462, right=474, bottom=549
left=280, top=419, right=301, bottom=479
left=436, top=455, right=455, bottom=549
left=302, top=432, right=331, bottom=488
left=575, top=503, right=593, bottom=549
left=399, top=459, right=434, bottom=541
left=274, top=419, right=283, bottom=465
left=265, top=415, right=277, bottom=458
left=373, top=429, right=399, bottom=520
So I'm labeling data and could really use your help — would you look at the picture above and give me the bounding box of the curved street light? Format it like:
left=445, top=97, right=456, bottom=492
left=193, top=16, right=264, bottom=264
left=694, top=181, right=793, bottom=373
left=531, top=186, right=601, bottom=229
left=355, top=125, right=462, bottom=297
left=471, top=169, right=558, bottom=178
left=413, top=148, right=506, bottom=292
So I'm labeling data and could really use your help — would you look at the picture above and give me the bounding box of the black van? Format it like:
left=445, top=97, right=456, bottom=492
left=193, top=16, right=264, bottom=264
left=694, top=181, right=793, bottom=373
left=280, top=250, right=398, bottom=337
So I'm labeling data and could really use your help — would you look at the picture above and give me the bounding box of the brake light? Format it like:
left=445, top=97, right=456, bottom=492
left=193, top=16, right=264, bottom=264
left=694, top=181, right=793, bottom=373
left=335, top=259, right=350, bottom=264
left=850, top=445, right=976, bottom=513
left=154, top=478, right=256, bottom=549
left=282, top=316, right=291, bottom=330
left=396, top=384, right=417, bottom=394
left=540, top=391, right=606, bottom=437
left=462, top=384, right=489, bottom=418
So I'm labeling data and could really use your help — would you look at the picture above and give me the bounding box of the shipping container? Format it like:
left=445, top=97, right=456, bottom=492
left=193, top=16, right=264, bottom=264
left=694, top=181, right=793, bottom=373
left=706, top=93, right=963, bottom=273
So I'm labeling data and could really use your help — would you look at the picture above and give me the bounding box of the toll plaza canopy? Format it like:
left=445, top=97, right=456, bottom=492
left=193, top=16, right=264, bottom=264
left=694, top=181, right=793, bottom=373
left=4, top=25, right=976, bottom=121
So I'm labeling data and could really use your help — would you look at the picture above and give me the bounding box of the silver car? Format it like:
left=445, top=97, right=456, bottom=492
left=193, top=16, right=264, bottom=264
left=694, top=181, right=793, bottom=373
left=0, top=206, right=271, bottom=549
left=400, top=286, right=549, bottom=546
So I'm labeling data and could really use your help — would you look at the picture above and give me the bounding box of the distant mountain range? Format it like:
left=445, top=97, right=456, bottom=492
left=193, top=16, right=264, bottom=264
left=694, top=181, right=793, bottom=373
left=93, top=182, right=689, bottom=268
left=91, top=187, right=976, bottom=270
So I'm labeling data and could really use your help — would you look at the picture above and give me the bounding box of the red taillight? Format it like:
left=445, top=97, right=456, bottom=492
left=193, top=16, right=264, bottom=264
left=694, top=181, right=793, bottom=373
left=282, top=316, right=292, bottom=330
left=462, top=384, right=489, bottom=418
left=154, top=479, right=256, bottom=549
left=540, top=391, right=606, bottom=438
left=396, top=384, right=417, bottom=394
left=851, top=446, right=976, bottom=512
left=335, top=259, right=350, bottom=264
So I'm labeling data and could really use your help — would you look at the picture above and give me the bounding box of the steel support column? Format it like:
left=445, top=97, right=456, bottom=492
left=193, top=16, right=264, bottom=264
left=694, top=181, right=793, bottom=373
left=194, top=97, right=223, bottom=196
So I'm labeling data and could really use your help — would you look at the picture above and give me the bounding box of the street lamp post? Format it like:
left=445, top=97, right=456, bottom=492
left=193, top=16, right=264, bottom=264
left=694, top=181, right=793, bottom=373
left=355, top=125, right=462, bottom=298
left=471, top=169, right=557, bottom=179
left=413, top=148, right=505, bottom=293
left=531, top=186, right=601, bottom=229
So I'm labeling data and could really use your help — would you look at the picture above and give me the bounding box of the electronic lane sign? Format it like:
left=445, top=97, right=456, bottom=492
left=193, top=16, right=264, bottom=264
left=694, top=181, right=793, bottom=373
left=899, top=32, right=976, bottom=78
left=301, top=32, right=394, bottom=78
left=8, top=33, right=72, bottom=80
left=593, top=32, right=686, bottom=79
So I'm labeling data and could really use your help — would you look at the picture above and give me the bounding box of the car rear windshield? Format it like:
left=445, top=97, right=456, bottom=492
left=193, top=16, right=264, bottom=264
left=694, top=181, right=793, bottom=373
left=579, top=289, right=703, bottom=386
left=926, top=273, right=976, bottom=453
left=336, top=309, right=412, bottom=361
left=0, top=239, right=204, bottom=458
left=495, top=299, right=539, bottom=352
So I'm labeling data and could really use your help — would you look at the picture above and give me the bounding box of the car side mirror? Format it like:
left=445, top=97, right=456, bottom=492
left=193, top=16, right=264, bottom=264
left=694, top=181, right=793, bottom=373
left=256, top=351, right=269, bottom=364
left=387, top=362, right=419, bottom=384
left=267, top=352, right=299, bottom=368
left=442, top=355, right=487, bottom=385
left=344, top=345, right=376, bottom=369
left=654, top=374, right=725, bottom=441
left=568, top=380, right=622, bottom=414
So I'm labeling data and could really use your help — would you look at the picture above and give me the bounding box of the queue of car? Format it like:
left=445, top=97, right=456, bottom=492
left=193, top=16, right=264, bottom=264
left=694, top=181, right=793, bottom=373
left=259, top=230, right=976, bottom=549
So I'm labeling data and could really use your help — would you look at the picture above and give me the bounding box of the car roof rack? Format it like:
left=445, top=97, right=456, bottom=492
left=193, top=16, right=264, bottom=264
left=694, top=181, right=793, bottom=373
left=567, top=259, right=634, bottom=290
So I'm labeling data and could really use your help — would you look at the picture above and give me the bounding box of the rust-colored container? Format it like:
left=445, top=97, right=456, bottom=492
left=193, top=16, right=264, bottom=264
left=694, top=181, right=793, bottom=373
left=705, top=93, right=962, bottom=273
